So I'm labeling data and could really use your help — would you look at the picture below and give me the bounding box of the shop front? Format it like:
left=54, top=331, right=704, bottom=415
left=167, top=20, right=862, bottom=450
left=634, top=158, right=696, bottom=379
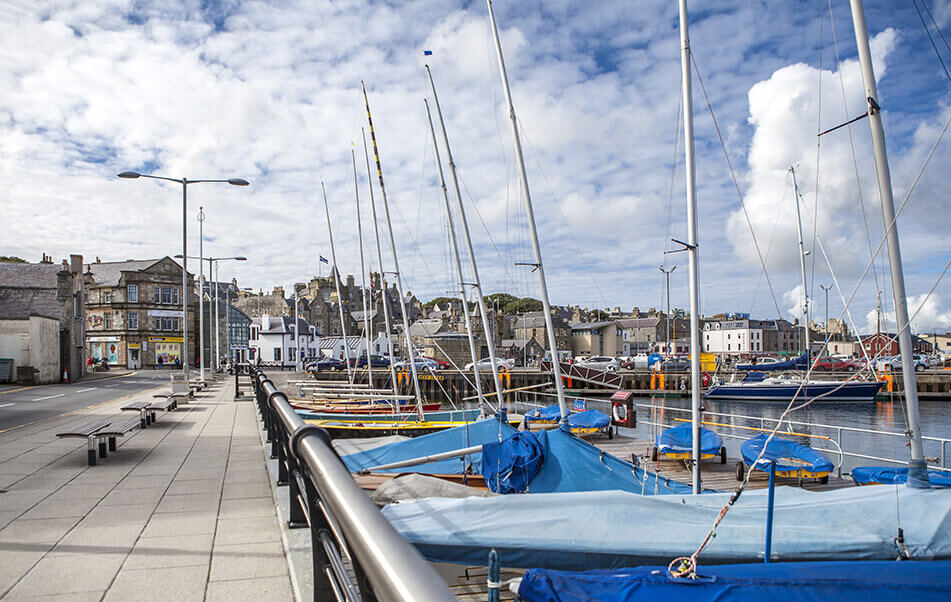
left=89, top=336, right=120, bottom=365
left=150, top=336, right=183, bottom=368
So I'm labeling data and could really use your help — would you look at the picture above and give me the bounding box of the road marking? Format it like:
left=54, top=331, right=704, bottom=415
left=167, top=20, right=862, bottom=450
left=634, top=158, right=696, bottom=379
left=34, top=394, right=65, bottom=401
left=0, top=403, right=12, bottom=408
left=75, top=388, right=97, bottom=393
left=104, top=384, right=120, bottom=388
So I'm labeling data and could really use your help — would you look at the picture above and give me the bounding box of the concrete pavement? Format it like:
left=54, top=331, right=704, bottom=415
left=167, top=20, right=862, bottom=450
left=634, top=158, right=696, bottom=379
left=0, top=376, right=294, bottom=600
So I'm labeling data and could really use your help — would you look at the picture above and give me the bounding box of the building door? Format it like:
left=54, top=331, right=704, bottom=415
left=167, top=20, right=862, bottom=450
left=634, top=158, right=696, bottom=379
left=128, top=347, right=141, bottom=369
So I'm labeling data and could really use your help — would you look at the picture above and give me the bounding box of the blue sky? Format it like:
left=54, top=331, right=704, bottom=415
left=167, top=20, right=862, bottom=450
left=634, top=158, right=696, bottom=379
left=1, top=0, right=950, bottom=335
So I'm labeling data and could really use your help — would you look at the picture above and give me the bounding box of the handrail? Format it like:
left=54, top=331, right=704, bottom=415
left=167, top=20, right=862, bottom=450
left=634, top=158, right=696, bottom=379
left=249, top=367, right=454, bottom=602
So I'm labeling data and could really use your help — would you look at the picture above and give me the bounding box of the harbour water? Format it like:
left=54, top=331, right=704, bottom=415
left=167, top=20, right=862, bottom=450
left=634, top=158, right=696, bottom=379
left=629, top=395, right=951, bottom=474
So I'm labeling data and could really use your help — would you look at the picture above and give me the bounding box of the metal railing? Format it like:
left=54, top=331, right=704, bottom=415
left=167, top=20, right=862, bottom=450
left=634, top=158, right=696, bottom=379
left=633, top=402, right=951, bottom=477
left=249, top=366, right=454, bottom=602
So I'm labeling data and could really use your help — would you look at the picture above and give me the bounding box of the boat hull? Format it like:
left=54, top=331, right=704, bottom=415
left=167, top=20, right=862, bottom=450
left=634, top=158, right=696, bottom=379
left=704, top=380, right=884, bottom=402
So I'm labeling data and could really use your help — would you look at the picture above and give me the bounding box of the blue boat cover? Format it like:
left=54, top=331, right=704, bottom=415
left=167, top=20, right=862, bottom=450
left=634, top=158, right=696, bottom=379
left=383, top=485, right=951, bottom=570
left=524, top=406, right=610, bottom=430
left=736, top=353, right=808, bottom=372
left=740, top=433, right=833, bottom=474
left=656, top=424, right=723, bottom=456
left=481, top=431, right=547, bottom=494
left=341, top=418, right=516, bottom=475
left=517, top=561, right=951, bottom=602
left=852, top=466, right=951, bottom=487
left=526, top=429, right=695, bottom=495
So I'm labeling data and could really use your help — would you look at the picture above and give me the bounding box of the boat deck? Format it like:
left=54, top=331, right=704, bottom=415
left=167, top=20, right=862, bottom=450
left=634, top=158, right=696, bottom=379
left=592, top=433, right=854, bottom=492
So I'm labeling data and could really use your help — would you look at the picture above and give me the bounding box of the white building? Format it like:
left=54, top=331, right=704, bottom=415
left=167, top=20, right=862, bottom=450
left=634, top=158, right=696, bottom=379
left=317, top=333, right=396, bottom=360
left=702, top=318, right=800, bottom=356
left=249, top=314, right=317, bottom=365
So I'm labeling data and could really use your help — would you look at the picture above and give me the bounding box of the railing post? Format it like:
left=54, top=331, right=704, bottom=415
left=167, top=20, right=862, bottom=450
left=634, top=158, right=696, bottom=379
left=764, top=460, right=776, bottom=563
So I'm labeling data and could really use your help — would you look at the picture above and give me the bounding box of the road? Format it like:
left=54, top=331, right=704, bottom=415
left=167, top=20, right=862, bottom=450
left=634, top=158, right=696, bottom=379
left=0, top=370, right=174, bottom=433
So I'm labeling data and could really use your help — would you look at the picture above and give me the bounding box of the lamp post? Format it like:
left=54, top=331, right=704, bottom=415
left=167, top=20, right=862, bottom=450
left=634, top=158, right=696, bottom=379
left=659, top=265, right=677, bottom=357
left=819, top=283, right=833, bottom=356
left=175, top=254, right=247, bottom=371
left=118, top=172, right=248, bottom=386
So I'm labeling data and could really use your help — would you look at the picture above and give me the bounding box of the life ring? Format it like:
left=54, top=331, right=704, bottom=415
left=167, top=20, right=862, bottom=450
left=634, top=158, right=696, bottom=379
left=612, top=402, right=627, bottom=424
left=679, top=379, right=687, bottom=391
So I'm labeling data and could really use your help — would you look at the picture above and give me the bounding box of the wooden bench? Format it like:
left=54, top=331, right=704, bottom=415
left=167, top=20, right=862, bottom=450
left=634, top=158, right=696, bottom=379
left=95, top=418, right=139, bottom=460
left=122, top=401, right=154, bottom=428
left=56, top=419, right=115, bottom=466
left=153, top=391, right=190, bottom=406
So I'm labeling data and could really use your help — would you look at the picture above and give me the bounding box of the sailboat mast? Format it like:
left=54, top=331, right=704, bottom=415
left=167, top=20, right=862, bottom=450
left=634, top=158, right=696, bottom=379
left=353, top=150, right=373, bottom=388
left=426, top=64, right=506, bottom=412
left=424, top=99, right=486, bottom=418
left=362, top=129, right=401, bottom=402
left=362, top=83, right=426, bottom=420
left=486, top=0, right=568, bottom=424
left=322, top=182, right=354, bottom=383
left=679, top=0, right=702, bottom=494
left=790, top=167, right=811, bottom=358
left=848, top=0, right=929, bottom=487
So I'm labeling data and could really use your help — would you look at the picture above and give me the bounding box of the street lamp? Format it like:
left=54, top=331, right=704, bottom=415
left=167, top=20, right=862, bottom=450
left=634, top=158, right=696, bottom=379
left=175, top=253, right=247, bottom=371
left=659, top=265, right=677, bottom=357
left=118, top=171, right=249, bottom=385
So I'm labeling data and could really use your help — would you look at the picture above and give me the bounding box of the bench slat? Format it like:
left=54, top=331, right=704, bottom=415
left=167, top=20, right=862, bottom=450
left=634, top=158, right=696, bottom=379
left=95, top=419, right=139, bottom=437
left=57, top=419, right=111, bottom=438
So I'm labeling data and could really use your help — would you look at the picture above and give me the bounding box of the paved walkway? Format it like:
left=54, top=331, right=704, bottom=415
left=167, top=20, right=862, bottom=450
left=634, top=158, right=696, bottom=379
left=0, top=378, right=294, bottom=601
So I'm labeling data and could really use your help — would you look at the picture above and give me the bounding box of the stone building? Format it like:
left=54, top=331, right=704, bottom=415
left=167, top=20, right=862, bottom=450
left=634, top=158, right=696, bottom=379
left=511, top=311, right=571, bottom=353
left=0, top=255, right=86, bottom=383
left=84, top=257, right=196, bottom=368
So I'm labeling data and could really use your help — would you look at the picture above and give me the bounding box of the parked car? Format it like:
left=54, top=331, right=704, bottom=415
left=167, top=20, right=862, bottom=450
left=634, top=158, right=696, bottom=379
left=306, top=356, right=346, bottom=372
left=355, top=354, right=390, bottom=368
left=393, top=357, right=440, bottom=371
left=422, top=356, right=451, bottom=370
left=875, top=354, right=929, bottom=372
left=574, top=356, right=619, bottom=372
left=812, top=357, right=863, bottom=372
left=464, top=358, right=514, bottom=371
left=621, top=354, right=662, bottom=370
left=657, top=358, right=689, bottom=372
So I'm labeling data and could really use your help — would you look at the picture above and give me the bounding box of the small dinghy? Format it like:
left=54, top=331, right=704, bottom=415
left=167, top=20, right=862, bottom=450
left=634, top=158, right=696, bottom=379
left=851, top=466, right=951, bottom=487
left=651, top=423, right=726, bottom=464
left=736, top=433, right=833, bottom=484
left=523, top=404, right=611, bottom=437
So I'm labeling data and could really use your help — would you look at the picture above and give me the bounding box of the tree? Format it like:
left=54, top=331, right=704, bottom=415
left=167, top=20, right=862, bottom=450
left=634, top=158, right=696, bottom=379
left=0, top=256, right=26, bottom=263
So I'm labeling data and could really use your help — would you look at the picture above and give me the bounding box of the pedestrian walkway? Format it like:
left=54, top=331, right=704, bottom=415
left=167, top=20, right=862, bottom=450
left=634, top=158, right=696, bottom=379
left=0, top=378, right=294, bottom=600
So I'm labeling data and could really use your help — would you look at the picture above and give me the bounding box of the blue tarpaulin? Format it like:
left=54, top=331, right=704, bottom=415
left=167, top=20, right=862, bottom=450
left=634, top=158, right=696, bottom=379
left=383, top=486, right=951, bottom=570
left=517, top=561, right=951, bottom=602
left=481, top=431, right=547, bottom=493
left=341, top=419, right=516, bottom=475
left=741, top=433, right=833, bottom=474
left=656, top=424, right=723, bottom=457
left=527, top=429, right=695, bottom=495
left=852, top=466, right=951, bottom=487
left=524, top=405, right=610, bottom=430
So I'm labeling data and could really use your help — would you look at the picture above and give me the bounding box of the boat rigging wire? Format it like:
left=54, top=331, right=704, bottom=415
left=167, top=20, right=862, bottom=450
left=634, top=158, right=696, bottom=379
left=913, top=0, right=951, bottom=86
left=689, top=53, right=783, bottom=319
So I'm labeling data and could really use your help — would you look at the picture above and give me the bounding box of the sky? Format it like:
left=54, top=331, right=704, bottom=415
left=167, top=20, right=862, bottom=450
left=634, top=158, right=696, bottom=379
left=2, top=0, right=951, bottom=336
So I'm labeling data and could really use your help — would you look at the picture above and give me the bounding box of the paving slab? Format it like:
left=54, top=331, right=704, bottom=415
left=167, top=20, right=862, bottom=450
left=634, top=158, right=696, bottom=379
left=0, top=379, right=293, bottom=599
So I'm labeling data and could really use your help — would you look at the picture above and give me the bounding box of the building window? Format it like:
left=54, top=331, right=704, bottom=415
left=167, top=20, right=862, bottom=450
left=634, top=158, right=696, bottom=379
left=274, top=347, right=282, bottom=361
left=173, top=318, right=180, bottom=331
left=173, top=287, right=180, bottom=304
left=103, top=290, right=112, bottom=303
left=250, top=327, right=258, bottom=341
left=127, top=284, right=138, bottom=303
left=289, top=325, right=295, bottom=341
left=104, top=314, right=112, bottom=329
left=161, top=287, right=173, bottom=304
left=128, top=312, right=138, bottom=330
left=289, top=346, right=296, bottom=359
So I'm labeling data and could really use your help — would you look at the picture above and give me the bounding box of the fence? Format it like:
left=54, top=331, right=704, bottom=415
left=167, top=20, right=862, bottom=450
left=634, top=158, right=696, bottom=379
left=248, top=366, right=453, bottom=601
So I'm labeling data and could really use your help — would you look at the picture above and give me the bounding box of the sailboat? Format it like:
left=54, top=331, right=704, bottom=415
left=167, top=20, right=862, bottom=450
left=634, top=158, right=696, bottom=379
left=704, top=168, right=884, bottom=402
left=380, top=0, right=951, bottom=588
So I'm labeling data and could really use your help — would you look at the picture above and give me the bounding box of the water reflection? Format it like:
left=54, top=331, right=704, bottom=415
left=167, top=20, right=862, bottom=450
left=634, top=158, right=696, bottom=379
left=631, top=395, right=951, bottom=473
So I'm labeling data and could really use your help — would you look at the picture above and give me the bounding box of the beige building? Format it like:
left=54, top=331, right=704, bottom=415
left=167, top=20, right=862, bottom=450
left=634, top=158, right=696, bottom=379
left=84, top=257, right=196, bottom=369
left=0, top=255, right=86, bottom=383
left=570, top=321, right=619, bottom=358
